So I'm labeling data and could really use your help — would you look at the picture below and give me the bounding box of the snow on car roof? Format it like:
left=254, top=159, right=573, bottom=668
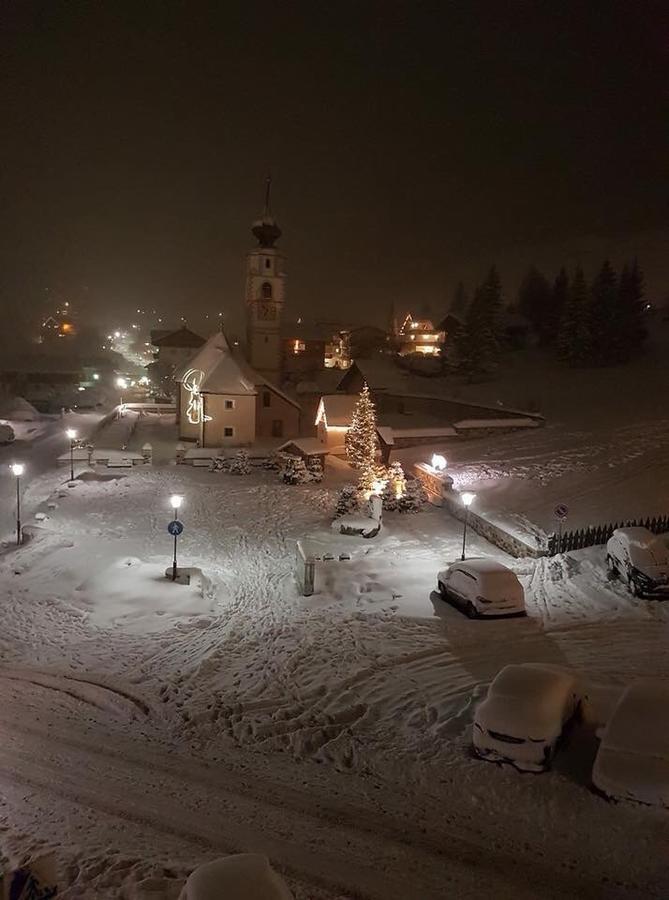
left=602, top=679, right=669, bottom=757
left=452, top=557, right=514, bottom=575
left=614, top=527, right=664, bottom=550
left=490, top=664, right=576, bottom=703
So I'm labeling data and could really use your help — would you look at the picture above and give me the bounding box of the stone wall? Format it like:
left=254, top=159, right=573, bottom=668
left=441, top=491, right=547, bottom=559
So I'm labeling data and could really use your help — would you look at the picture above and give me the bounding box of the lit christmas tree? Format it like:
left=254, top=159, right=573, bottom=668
left=345, top=383, right=378, bottom=469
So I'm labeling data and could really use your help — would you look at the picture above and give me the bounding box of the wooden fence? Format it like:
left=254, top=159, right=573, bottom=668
left=547, top=514, right=669, bottom=556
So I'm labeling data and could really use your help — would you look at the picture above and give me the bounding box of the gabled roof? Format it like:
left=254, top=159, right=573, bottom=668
left=317, top=394, right=357, bottom=427
left=153, top=326, right=205, bottom=348
left=174, top=332, right=256, bottom=396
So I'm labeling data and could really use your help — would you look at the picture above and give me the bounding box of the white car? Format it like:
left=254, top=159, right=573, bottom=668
left=437, top=558, right=525, bottom=617
left=473, top=664, right=581, bottom=772
left=592, top=679, right=669, bottom=808
left=606, top=527, right=669, bottom=596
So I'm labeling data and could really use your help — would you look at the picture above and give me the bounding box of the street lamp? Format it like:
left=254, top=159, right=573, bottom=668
left=66, top=428, right=77, bottom=482
left=460, top=491, right=476, bottom=561
left=170, top=494, right=183, bottom=581
left=10, top=463, right=24, bottom=546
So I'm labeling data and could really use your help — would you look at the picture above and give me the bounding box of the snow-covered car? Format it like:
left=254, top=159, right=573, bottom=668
left=473, top=663, right=581, bottom=772
left=592, top=679, right=669, bottom=807
left=436, top=558, right=525, bottom=617
left=606, top=527, right=669, bottom=596
left=179, top=853, right=294, bottom=900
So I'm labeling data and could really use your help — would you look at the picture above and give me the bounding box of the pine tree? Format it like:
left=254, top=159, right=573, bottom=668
left=229, top=448, right=252, bottom=475
left=589, top=260, right=619, bottom=365
left=306, top=457, right=323, bottom=482
left=557, top=265, right=589, bottom=364
left=398, top=477, right=428, bottom=513
left=450, top=281, right=468, bottom=317
left=617, top=259, right=647, bottom=362
left=335, top=483, right=359, bottom=516
left=458, top=266, right=504, bottom=379
left=548, top=268, right=568, bottom=346
left=517, top=266, right=552, bottom=344
left=345, top=383, right=378, bottom=468
left=282, top=456, right=311, bottom=484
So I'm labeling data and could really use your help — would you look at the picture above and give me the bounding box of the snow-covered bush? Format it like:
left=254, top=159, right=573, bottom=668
left=229, top=448, right=252, bottom=475
left=398, top=476, right=428, bottom=512
left=382, top=461, right=406, bottom=511
left=306, top=457, right=323, bottom=483
left=335, top=483, right=359, bottom=516
left=0, top=423, right=15, bottom=445
left=282, top=456, right=311, bottom=485
left=210, top=455, right=230, bottom=472
left=264, top=449, right=291, bottom=471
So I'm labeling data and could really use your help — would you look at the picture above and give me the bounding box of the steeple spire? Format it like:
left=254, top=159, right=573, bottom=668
left=252, top=175, right=281, bottom=248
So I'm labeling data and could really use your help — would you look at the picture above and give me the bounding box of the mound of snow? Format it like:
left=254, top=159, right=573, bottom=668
left=74, top=558, right=216, bottom=633
left=0, top=422, right=15, bottom=444
left=179, top=854, right=293, bottom=900
left=3, top=396, right=40, bottom=421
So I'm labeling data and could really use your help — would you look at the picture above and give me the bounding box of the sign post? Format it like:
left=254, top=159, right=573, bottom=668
left=554, top=503, right=569, bottom=552
left=168, top=518, right=184, bottom=581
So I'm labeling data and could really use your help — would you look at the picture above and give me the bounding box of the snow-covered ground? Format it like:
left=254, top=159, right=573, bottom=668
left=1, top=420, right=667, bottom=897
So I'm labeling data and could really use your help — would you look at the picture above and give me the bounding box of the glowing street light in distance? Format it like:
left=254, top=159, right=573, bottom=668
left=11, top=463, right=24, bottom=477
left=461, top=491, right=476, bottom=507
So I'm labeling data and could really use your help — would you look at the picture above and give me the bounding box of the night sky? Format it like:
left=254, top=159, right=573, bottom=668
left=1, top=1, right=667, bottom=334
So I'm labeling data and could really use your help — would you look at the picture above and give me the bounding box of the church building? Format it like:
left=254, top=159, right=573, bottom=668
left=173, top=187, right=301, bottom=447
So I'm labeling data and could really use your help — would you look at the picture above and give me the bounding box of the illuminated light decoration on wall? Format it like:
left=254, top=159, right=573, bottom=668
left=183, top=368, right=213, bottom=426
left=431, top=453, right=447, bottom=471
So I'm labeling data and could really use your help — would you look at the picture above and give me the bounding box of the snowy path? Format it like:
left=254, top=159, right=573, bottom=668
left=0, top=688, right=644, bottom=900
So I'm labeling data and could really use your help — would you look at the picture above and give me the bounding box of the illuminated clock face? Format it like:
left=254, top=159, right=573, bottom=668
left=258, top=303, right=276, bottom=320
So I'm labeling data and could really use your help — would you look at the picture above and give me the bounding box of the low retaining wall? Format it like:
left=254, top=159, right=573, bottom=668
left=441, top=492, right=547, bottom=559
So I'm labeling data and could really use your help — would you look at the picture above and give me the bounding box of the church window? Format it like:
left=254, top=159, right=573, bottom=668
left=265, top=259, right=271, bottom=269
left=263, top=391, right=271, bottom=408
left=261, top=282, right=272, bottom=299
left=224, top=399, right=235, bottom=410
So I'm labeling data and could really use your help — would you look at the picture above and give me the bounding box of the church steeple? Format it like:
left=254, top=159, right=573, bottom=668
left=245, top=178, right=286, bottom=381
left=251, top=176, right=282, bottom=248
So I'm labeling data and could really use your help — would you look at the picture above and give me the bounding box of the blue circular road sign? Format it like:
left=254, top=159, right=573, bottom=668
left=168, top=519, right=184, bottom=536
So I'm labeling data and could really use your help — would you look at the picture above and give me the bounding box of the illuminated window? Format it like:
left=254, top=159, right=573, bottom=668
left=224, top=399, right=235, bottom=410
left=293, top=339, right=305, bottom=354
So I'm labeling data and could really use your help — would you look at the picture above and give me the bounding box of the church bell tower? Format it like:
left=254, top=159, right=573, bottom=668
left=246, top=178, right=285, bottom=382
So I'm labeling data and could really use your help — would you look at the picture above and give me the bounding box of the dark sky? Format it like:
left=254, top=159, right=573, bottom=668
left=1, top=1, right=667, bottom=335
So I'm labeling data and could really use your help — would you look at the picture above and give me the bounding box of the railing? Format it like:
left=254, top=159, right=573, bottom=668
left=547, top=514, right=669, bottom=556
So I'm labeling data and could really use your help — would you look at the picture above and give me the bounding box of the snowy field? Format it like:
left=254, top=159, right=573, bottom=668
left=1, top=415, right=668, bottom=898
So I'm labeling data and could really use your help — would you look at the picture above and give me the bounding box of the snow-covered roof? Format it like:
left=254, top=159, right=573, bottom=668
left=152, top=327, right=205, bottom=348
left=278, top=437, right=326, bottom=456
left=233, top=353, right=301, bottom=409
left=391, top=426, right=457, bottom=438
left=174, top=332, right=256, bottom=396
left=319, top=394, right=357, bottom=427
left=376, top=426, right=394, bottom=446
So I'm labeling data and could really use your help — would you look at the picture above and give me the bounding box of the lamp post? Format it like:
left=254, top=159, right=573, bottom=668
left=10, top=463, right=24, bottom=546
left=66, top=428, right=77, bottom=482
left=460, top=491, right=476, bottom=561
left=170, top=494, right=183, bottom=581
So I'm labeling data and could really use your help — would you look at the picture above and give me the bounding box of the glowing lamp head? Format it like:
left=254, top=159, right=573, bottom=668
left=11, top=463, right=24, bottom=477
left=461, top=491, right=476, bottom=508
left=170, top=494, right=183, bottom=512
left=116, top=377, right=127, bottom=389
left=431, top=453, right=447, bottom=471
left=66, top=428, right=77, bottom=441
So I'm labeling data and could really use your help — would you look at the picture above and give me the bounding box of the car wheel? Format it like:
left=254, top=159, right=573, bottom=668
left=465, top=601, right=478, bottom=618
left=606, top=555, right=618, bottom=580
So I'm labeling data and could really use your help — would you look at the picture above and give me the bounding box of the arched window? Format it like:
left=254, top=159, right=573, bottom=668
left=261, top=282, right=272, bottom=300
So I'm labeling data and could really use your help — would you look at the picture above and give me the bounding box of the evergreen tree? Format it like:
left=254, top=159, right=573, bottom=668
left=458, top=266, right=504, bottom=379
left=398, top=477, right=428, bottom=513
left=282, top=456, right=311, bottom=484
left=306, top=456, right=324, bottom=482
left=229, top=448, right=251, bottom=475
left=517, top=266, right=552, bottom=343
left=548, top=268, right=568, bottom=346
left=345, top=383, right=378, bottom=468
left=617, top=259, right=647, bottom=361
left=450, top=281, right=468, bottom=318
left=557, top=265, right=590, bottom=365
left=589, top=260, right=619, bottom=365
left=335, top=483, right=359, bottom=516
